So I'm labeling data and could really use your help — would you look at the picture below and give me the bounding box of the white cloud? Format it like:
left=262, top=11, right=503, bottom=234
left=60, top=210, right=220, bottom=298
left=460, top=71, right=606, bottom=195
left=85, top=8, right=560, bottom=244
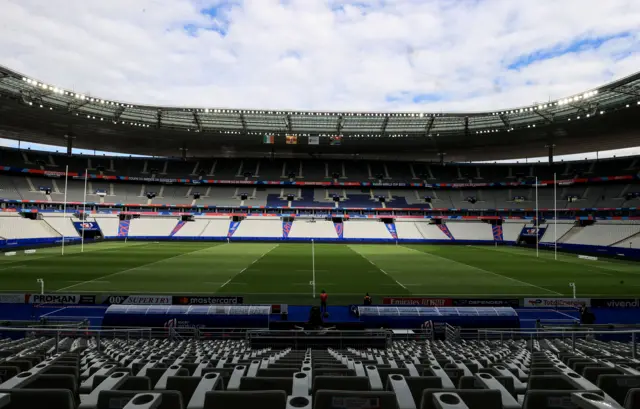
left=0, top=0, right=639, bottom=112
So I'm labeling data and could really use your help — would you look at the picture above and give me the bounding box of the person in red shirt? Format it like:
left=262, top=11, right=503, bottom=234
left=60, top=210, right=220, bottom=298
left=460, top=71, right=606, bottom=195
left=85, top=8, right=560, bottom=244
left=320, top=290, right=328, bottom=314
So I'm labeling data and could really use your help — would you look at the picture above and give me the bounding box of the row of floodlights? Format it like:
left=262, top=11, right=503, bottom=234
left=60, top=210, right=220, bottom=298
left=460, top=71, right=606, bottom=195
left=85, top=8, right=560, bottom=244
left=490, top=90, right=599, bottom=115
left=22, top=77, right=134, bottom=108
left=21, top=75, right=602, bottom=118
left=191, top=108, right=441, bottom=118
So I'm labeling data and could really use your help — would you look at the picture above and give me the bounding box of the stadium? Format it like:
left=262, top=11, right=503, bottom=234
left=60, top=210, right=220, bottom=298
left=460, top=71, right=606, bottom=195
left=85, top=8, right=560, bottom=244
left=1, top=13, right=640, bottom=408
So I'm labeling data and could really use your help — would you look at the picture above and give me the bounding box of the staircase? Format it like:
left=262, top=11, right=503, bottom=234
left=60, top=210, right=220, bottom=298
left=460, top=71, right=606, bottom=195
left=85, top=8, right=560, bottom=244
left=41, top=219, right=63, bottom=237
left=558, top=225, right=583, bottom=243
left=611, top=230, right=640, bottom=247
left=25, top=177, right=37, bottom=192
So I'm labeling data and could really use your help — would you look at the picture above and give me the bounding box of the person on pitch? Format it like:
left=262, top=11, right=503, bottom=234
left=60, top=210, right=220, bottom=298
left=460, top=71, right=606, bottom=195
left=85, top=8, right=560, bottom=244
left=320, top=289, right=328, bottom=314
left=363, top=293, right=372, bottom=306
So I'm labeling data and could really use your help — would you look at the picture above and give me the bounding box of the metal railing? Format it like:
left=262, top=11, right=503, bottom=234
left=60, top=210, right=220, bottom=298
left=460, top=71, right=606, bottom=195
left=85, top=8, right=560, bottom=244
left=475, top=327, right=638, bottom=359
left=247, top=329, right=392, bottom=349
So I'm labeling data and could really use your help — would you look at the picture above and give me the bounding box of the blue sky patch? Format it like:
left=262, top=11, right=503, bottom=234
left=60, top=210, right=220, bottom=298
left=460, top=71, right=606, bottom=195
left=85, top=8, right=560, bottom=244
left=507, top=32, right=633, bottom=70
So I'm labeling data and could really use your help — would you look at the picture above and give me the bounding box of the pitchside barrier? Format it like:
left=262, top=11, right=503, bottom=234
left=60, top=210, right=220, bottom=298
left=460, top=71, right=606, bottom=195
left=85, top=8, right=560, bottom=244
left=1, top=293, right=638, bottom=308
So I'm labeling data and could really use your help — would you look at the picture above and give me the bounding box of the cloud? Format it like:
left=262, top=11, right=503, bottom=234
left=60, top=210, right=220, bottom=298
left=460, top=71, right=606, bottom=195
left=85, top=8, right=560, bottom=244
left=0, top=0, right=639, bottom=113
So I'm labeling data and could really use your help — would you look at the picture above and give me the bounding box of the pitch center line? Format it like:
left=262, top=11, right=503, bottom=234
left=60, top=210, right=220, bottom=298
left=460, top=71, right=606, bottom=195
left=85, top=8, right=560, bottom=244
left=347, top=245, right=408, bottom=290
left=401, top=245, right=562, bottom=295
left=55, top=243, right=224, bottom=292
left=219, top=244, right=280, bottom=289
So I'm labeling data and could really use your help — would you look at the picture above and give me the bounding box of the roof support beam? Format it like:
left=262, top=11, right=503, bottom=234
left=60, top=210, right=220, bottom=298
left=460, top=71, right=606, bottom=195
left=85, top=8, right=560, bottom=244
left=192, top=110, right=202, bottom=132
left=157, top=109, right=164, bottom=129
left=425, top=116, right=435, bottom=137
left=464, top=116, right=469, bottom=138
left=568, top=101, right=598, bottom=117
left=337, top=115, right=344, bottom=135
left=66, top=100, right=90, bottom=115
left=608, top=85, right=640, bottom=98
left=381, top=115, right=390, bottom=136
left=498, top=113, right=511, bottom=129
left=533, top=110, right=553, bottom=124
left=239, top=113, right=247, bottom=134
left=113, top=106, right=125, bottom=122
left=285, top=114, right=293, bottom=134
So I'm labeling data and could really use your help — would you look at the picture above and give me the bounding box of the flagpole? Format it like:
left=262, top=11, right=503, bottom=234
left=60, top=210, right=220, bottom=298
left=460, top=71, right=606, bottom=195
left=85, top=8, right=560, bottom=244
left=536, top=176, right=540, bottom=257
left=554, top=172, right=557, bottom=260
left=61, top=165, right=68, bottom=255
left=312, top=239, right=316, bottom=298
left=81, top=169, right=88, bottom=252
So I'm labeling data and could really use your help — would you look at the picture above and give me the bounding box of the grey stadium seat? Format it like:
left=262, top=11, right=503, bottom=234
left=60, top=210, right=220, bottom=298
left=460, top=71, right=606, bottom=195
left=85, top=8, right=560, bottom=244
left=314, top=390, right=398, bottom=409
left=420, top=389, right=503, bottom=409
left=204, top=390, right=288, bottom=409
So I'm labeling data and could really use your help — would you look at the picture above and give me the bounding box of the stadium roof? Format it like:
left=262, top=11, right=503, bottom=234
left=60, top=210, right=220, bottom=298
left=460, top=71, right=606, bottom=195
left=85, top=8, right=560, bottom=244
left=0, top=65, right=639, bottom=162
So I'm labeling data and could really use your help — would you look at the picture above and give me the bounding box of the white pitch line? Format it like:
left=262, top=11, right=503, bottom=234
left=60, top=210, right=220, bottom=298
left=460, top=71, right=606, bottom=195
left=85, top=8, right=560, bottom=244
left=38, top=306, right=68, bottom=318
left=470, top=245, right=617, bottom=276
left=401, top=245, right=562, bottom=295
left=217, top=244, right=280, bottom=289
left=0, top=265, right=26, bottom=271
left=55, top=244, right=223, bottom=292
left=348, top=245, right=408, bottom=290
left=553, top=310, right=581, bottom=320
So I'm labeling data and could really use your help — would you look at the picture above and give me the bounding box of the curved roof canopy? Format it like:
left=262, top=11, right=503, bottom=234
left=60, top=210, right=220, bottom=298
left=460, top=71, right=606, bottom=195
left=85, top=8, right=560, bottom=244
left=0, top=65, right=639, bottom=161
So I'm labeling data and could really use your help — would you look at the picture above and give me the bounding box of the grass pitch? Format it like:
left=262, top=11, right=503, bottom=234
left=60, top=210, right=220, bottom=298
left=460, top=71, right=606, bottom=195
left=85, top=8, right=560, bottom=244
left=1, top=241, right=639, bottom=304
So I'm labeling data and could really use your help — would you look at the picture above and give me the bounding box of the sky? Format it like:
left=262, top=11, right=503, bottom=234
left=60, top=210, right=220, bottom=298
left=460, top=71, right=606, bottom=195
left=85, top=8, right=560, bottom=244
left=0, top=0, right=639, bottom=161
left=0, top=0, right=639, bottom=113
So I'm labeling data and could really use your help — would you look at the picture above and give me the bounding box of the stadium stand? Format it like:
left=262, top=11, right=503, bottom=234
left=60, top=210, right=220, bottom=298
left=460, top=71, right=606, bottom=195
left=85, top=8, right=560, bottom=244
left=41, top=213, right=81, bottom=238
left=93, top=215, right=120, bottom=238
left=233, top=218, right=283, bottom=238
left=128, top=218, right=181, bottom=238
left=444, top=221, right=493, bottom=241
left=289, top=220, right=338, bottom=239
left=565, top=221, right=640, bottom=247
left=395, top=221, right=425, bottom=240
left=343, top=220, right=392, bottom=240
left=0, top=213, right=60, bottom=240
left=0, top=333, right=638, bottom=409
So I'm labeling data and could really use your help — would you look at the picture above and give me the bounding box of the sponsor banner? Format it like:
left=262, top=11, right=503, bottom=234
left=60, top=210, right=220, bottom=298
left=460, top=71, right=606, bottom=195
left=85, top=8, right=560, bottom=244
left=385, top=223, right=398, bottom=239
left=0, top=294, right=26, bottom=304
left=27, top=294, right=96, bottom=305
left=73, top=221, right=101, bottom=231
left=173, top=296, right=244, bottom=305
left=227, top=221, right=241, bottom=237
left=100, top=295, right=172, bottom=305
left=492, top=225, right=503, bottom=241
left=382, top=297, right=453, bottom=306
left=4, top=252, right=16, bottom=256
left=520, top=227, right=546, bottom=238
left=524, top=298, right=590, bottom=308
left=590, top=298, right=640, bottom=308
left=453, top=299, right=519, bottom=307
left=24, top=249, right=37, bottom=254
left=308, top=136, right=320, bottom=145
left=282, top=221, right=292, bottom=239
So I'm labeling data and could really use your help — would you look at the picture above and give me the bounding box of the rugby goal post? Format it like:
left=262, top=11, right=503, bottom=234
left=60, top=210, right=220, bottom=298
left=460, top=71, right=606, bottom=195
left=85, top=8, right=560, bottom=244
left=36, top=279, right=44, bottom=295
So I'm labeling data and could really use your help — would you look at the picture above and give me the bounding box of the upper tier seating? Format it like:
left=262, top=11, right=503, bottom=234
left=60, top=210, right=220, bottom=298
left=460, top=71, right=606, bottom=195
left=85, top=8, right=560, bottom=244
left=1, top=147, right=637, bottom=183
